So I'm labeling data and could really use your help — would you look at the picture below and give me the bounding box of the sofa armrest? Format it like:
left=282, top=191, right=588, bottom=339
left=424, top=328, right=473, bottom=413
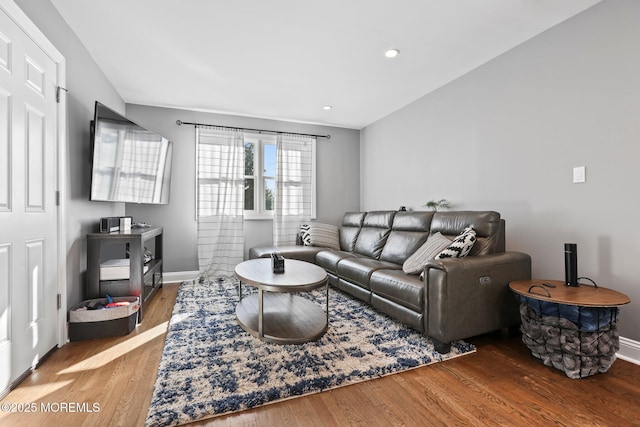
left=422, top=251, right=531, bottom=345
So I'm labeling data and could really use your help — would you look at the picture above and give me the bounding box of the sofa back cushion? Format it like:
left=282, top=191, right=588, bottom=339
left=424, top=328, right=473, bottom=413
left=379, top=211, right=434, bottom=265
left=339, top=212, right=366, bottom=252
left=430, top=211, right=502, bottom=255
left=353, top=211, right=395, bottom=259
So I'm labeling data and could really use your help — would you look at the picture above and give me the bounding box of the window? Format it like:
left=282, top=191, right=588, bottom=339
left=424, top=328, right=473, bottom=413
left=197, top=130, right=317, bottom=221
left=244, top=134, right=276, bottom=218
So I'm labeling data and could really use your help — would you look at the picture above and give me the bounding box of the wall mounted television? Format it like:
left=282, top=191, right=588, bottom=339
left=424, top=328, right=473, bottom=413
left=90, top=101, right=173, bottom=204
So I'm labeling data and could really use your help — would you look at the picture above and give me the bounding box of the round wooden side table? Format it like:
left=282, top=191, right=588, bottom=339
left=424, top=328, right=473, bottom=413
left=509, top=279, right=630, bottom=308
left=509, top=279, right=630, bottom=378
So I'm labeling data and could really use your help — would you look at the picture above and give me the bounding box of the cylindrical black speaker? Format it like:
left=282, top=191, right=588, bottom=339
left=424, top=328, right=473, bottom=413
left=564, top=243, right=578, bottom=287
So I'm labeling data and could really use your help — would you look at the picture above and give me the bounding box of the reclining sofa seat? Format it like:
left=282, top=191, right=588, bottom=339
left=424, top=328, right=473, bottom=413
left=248, top=210, right=531, bottom=353
left=332, top=211, right=430, bottom=304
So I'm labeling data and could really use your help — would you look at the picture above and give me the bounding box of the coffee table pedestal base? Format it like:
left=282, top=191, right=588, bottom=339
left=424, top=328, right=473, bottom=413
left=236, top=292, right=328, bottom=344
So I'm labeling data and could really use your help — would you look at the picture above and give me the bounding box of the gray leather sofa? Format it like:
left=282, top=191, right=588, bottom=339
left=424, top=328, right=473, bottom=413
left=249, top=210, right=531, bottom=353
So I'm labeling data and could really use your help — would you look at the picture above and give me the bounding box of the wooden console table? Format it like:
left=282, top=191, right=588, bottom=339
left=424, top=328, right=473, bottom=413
left=510, top=279, right=629, bottom=378
left=86, top=227, right=163, bottom=322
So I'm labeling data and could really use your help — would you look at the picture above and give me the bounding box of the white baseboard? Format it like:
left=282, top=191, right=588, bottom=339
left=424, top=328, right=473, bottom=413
left=163, top=270, right=199, bottom=284
left=617, top=337, right=640, bottom=365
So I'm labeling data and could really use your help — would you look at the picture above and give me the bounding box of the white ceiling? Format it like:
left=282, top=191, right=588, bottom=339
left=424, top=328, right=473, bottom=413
left=50, top=0, right=600, bottom=129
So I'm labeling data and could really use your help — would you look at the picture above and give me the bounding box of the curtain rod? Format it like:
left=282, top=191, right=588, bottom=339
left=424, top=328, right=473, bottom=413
left=175, top=120, right=331, bottom=139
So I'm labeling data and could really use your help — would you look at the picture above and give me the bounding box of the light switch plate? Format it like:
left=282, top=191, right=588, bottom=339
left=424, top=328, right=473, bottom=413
left=573, top=166, right=586, bottom=183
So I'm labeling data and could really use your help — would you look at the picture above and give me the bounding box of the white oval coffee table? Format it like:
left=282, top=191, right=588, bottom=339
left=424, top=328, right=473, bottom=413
left=234, top=258, right=329, bottom=344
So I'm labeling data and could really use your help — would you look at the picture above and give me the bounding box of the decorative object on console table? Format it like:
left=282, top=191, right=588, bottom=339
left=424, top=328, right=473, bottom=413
left=86, top=227, right=163, bottom=322
left=119, top=216, right=132, bottom=232
left=509, top=279, right=630, bottom=378
left=423, top=199, right=451, bottom=212
left=99, top=216, right=121, bottom=233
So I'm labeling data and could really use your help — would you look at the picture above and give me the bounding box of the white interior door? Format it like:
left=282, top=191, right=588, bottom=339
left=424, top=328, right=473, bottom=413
left=0, top=3, right=61, bottom=391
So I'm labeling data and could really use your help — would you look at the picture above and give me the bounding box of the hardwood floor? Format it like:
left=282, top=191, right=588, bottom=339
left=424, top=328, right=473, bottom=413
left=1, top=282, right=639, bottom=427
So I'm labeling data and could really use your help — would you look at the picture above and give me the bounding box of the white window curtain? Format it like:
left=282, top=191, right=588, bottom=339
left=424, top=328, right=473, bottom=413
left=196, top=126, right=245, bottom=279
left=273, top=134, right=315, bottom=245
left=117, top=130, right=168, bottom=203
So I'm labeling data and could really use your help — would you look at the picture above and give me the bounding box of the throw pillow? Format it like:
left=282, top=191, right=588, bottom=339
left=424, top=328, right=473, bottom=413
left=435, top=227, right=477, bottom=259
left=402, top=232, right=452, bottom=275
left=299, top=223, right=312, bottom=246
left=305, top=222, right=340, bottom=250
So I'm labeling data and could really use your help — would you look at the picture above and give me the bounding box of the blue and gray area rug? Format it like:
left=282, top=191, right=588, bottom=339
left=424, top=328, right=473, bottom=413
left=146, top=279, right=475, bottom=426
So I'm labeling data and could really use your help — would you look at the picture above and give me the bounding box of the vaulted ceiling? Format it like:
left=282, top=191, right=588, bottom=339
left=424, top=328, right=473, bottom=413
left=50, top=0, right=600, bottom=129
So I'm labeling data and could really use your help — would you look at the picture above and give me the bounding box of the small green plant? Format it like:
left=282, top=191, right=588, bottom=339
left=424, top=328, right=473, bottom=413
left=424, top=199, right=451, bottom=212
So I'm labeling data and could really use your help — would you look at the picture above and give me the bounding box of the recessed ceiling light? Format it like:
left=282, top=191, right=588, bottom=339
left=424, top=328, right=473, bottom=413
left=322, top=105, right=332, bottom=110
left=385, top=48, right=400, bottom=58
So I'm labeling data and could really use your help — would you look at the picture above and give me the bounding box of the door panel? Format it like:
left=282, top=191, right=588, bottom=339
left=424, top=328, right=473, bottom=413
left=0, top=4, right=58, bottom=390
left=25, top=105, right=45, bottom=211
left=0, top=243, right=9, bottom=387
left=0, top=89, right=9, bottom=211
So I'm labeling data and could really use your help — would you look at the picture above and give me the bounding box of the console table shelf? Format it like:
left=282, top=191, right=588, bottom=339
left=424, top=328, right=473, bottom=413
left=87, top=227, right=163, bottom=322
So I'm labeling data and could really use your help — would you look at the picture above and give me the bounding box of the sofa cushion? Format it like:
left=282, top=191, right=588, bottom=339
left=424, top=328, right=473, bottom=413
left=402, top=232, right=452, bottom=274
left=431, top=211, right=501, bottom=255
left=353, top=211, right=395, bottom=259
left=436, top=227, right=476, bottom=259
left=336, top=257, right=401, bottom=289
left=248, top=245, right=325, bottom=264
left=300, top=222, right=340, bottom=250
left=316, top=250, right=358, bottom=274
left=339, top=212, right=366, bottom=252
left=338, top=278, right=372, bottom=304
left=467, top=237, right=491, bottom=256
left=468, top=222, right=500, bottom=256
left=388, top=210, right=433, bottom=231
left=371, top=294, right=424, bottom=332
left=370, top=269, right=424, bottom=313
left=379, top=211, right=433, bottom=265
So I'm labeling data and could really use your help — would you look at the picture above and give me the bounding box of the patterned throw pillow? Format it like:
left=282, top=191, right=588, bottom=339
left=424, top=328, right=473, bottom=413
left=299, top=223, right=312, bottom=246
left=402, top=232, right=452, bottom=275
left=435, top=227, right=477, bottom=259
left=299, top=223, right=340, bottom=250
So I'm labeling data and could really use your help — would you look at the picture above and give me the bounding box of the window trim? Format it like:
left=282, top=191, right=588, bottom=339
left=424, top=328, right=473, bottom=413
left=311, top=139, right=317, bottom=219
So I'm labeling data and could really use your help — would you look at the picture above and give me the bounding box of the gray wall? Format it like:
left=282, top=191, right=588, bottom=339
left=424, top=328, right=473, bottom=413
left=125, top=104, right=360, bottom=272
left=16, top=0, right=126, bottom=307
left=360, top=0, right=639, bottom=340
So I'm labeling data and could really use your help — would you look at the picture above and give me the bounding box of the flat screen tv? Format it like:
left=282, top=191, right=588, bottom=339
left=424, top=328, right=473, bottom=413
left=90, top=101, right=173, bottom=204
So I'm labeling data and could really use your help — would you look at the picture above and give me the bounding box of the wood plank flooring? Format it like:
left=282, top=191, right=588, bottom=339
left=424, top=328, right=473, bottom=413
left=1, top=282, right=639, bottom=426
